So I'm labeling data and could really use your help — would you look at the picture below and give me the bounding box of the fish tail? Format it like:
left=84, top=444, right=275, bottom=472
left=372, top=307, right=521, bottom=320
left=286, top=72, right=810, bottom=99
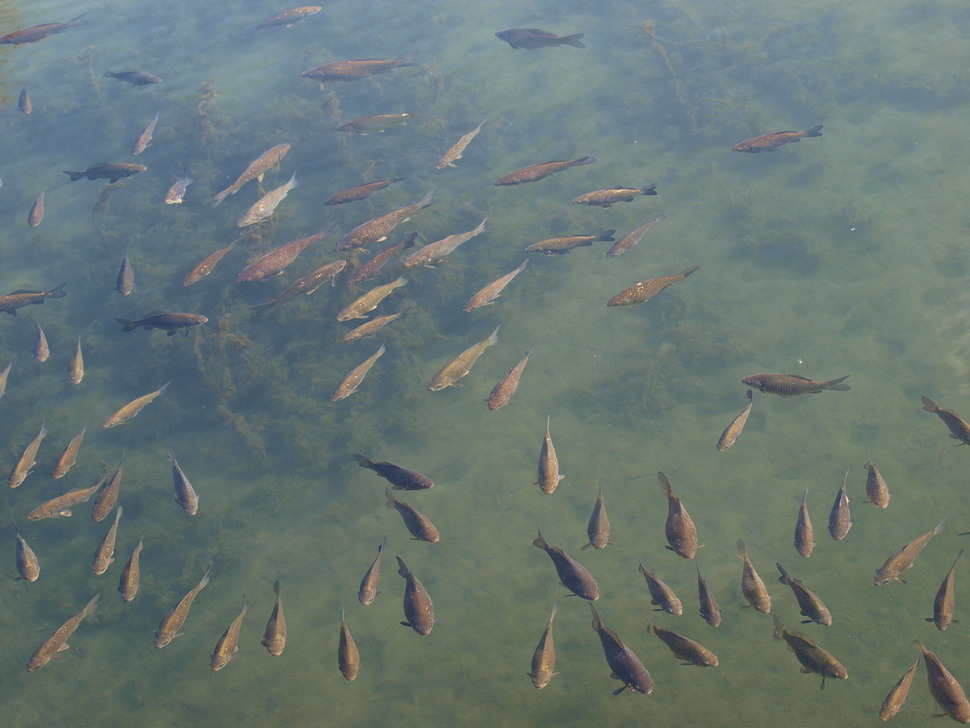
left=532, top=528, right=547, bottom=550
left=641, top=184, right=659, bottom=195
left=804, top=125, right=823, bottom=137
left=485, top=324, right=501, bottom=347
left=575, top=155, right=596, bottom=166
left=418, top=189, right=435, bottom=208
left=354, top=453, right=374, bottom=469
left=921, top=396, right=939, bottom=413
left=562, top=33, right=585, bottom=48
left=64, top=170, right=85, bottom=181
left=680, top=264, right=701, bottom=278
left=775, top=562, right=791, bottom=584
left=115, top=317, right=137, bottom=332
left=737, top=539, right=747, bottom=559
left=935, top=515, right=950, bottom=536
left=46, top=282, right=67, bottom=298
left=384, top=486, right=396, bottom=509
left=658, top=471, right=672, bottom=498
left=597, top=230, right=616, bottom=241
left=273, top=579, right=281, bottom=597
left=772, top=614, right=786, bottom=639
left=395, top=555, right=409, bottom=577
left=82, top=592, right=101, bottom=617
left=589, top=603, right=601, bottom=630
left=822, top=375, right=850, bottom=391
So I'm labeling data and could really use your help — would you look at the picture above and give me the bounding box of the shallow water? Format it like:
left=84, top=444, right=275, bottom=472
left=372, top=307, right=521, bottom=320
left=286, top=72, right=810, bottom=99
left=0, top=0, right=969, bottom=726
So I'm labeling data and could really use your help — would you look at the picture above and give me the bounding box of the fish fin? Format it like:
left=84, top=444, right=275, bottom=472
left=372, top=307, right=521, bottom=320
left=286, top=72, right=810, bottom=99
left=399, top=621, right=411, bottom=628
left=580, top=543, right=592, bottom=550
left=611, top=684, right=627, bottom=696
left=60, top=509, right=72, bottom=517
left=57, top=643, right=71, bottom=653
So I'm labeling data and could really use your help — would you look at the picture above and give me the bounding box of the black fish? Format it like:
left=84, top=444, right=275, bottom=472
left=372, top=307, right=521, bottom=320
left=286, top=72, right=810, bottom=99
left=64, top=163, right=147, bottom=183
left=116, top=311, right=208, bottom=335
left=103, top=69, right=162, bottom=86
left=495, top=28, right=585, bottom=50
left=354, top=454, right=434, bottom=490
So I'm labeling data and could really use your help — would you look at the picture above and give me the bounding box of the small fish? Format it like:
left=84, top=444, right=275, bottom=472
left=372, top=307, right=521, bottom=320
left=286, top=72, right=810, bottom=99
left=341, top=308, right=408, bottom=341
left=403, top=218, right=487, bottom=268
left=347, top=233, right=417, bottom=285
left=91, top=506, right=123, bottom=575
left=607, top=265, right=700, bottom=306
left=874, top=515, right=948, bottom=586
left=532, top=529, right=599, bottom=600
left=732, top=125, right=823, bottom=152
left=103, top=69, right=162, bottom=86
left=91, top=453, right=124, bottom=523
left=606, top=211, right=666, bottom=258
left=357, top=537, right=386, bottom=606
left=355, top=454, right=433, bottom=490
left=302, top=59, right=418, bottom=85
left=335, top=190, right=434, bottom=252
left=163, top=175, right=193, bottom=204
left=118, top=534, right=144, bottom=602
left=794, top=486, right=815, bottom=558
left=252, top=260, right=348, bottom=311
left=638, top=563, right=683, bottom=615
left=487, top=346, right=533, bottom=411
left=336, top=113, right=412, bottom=134
left=26, top=593, right=99, bottom=672
left=325, top=177, right=406, bottom=205
left=0, top=14, right=86, bottom=45
left=827, top=468, right=852, bottom=541
left=9, top=421, right=47, bottom=488
left=528, top=605, right=559, bottom=689
left=116, top=251, right=134, bottom=296
left=912, top=640, right=970, bottom=722
left=154, top=568, right=211, bottom=648
left=385, top=487, right=439, bottom=542
left=52, top=425, right=86, bottom=479
left=879, top=656, right=920, bottom=721
left=32, top=321, right=49, bottom=362
left=659, top=471, right=697, bottom=559
left=0, top=359, right=12, bottom=397
left=737, top=539, right=771, bottom=614
left=168, top=450, right=199, bottom=515
left=261, top=580, right=287, bottom=655
left=864, top=454, right=891, bottom=508
left=772, top=615, right=847, bottom=689
left=435, top=119, right=486, bottom=170
left=211, top=599, right=248, bottom=671
left=396, top=556, right=435, bottom=635
left=572, top=184, right=658, bottom=208
left=0, top=282, right=66, bottom=315
left=115, top=312, right=208, bottom=335
left=27, top=191, right=44, bottom=227
left=496, top=28, right=586, bottom=50
left=64, top=162, right=147, bottom=183
left=535, top=415, right=563, bottom=494
left=582, top=486, right=612, bottom=550
left=103, top=381, right=171, bottom=428
left=338, top=610, right=360, bottom=681
left=236, top=172, right=298, bottom=227
left=921, top=396, right=970, bottom=446
left=716, top=390, right=753, bottom=452
left=28, top=477, right=103, bottom=520
left=648, top=622, right=719, bottom=667
left=15, top=533, right=40, bottom=582
left=464, top=259, right=529, bottom=312
left=525, top=230, right=615, bottom=255
left=589, top=605, right=653, bottom=695
left=237, top=227, right=332, bottom=282
left=428, top=324, right=500, bottom=391
left=743, top=373, right=850, bottom=396
left=331, top=343, right=387, bottom=401
left=696, top=565, right=721, bottom=627
left=132, top=111, right=159, bottom=155
left=213, top=144, right=291, bottom=205
left=495, top=156, right=595, bottom=185
left=17, top=85, right=31, bottom=114
left=183, top=238, right=239, bottom=285
left=247, top=6, right=322, bottom=34
left=776, top=562, right=832, bottom=626
left=929, top=549, right=964, bottom=631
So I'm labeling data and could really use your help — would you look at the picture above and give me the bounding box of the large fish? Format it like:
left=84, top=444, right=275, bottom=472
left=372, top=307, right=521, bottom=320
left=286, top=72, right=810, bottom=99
left=827, top=468, right=852, bottom=541
left=524, top=230, right=614, bottom=255
left=659, top=472, right=697, bottom=559
left=236, top=227, right=331, bottom=282
left=211, top=599, right=248, bottom=671
left=261, top=580, right=287, bottom=655
left=337, top=610, right=360, bottom=681
left=487, top=346, right=533, bottom=410
left=732, top=125, right=823, bottom=152
left=427, top=324, right=500, bottom=391
left=301, top=59, right=417, bottom=84
left=638, top=564, right=683, bottom=616
left=496, top=28, right=586, bottom=50
left=743, top=372, right=850, bottom=396
left=103, top=381, right=171, bottom=428
left=326, top=177, right=406, bottom=205
left=606, top=212, right=666, bottom=258
left=26, top=594, right=100, bottom=672
left=879, top=656, right=920, bottom=721
left=772, top=615, right=847, bottom=689
left=403, top=218, right=487, bottom=268
left=213, top=144, right=290, bottom=205
left=776, top=562, right=832, bottom=626
left=528, top=605, right=558, bottom=689
left=357, top=537, right=386, bottom=606
left=154, top=568, right=211, bottom=647
left=435, top=119, right=486, bottom=170
left=396, top=556, right=435, bottom=635
left=236, top=172, right=298, bottom=227
left=355, top=454, right=433, bottom=490
left=116, top=311, right=207, bottom=334
left=589, top=605, right=653, bottom=695
left=495, top=156, right=595, bottom=185
left=336, top=190, right=434, bottom=251
left=874, top=515, right=948, bottom=586
left=607, top=265, right=699, bottom=306
left=9, top=421, right=47, bottom=488
left=464, top=259, right=529, bottom=312
left=921, top=396, right=970, bottom=446
left=28, top=478, right=103, bottom=520
left=572, top=184, right=658, bottom=208
left=64, top=163, right=146, bottom=182
left=532, top=529, right=598, bottom=600
left=912, top=640, right=970, bottom=723
left=0, top=14, right=85, bottom=44
left=648, top=622, right=718, bottom=667
left=0, top=282, right=65, bottom=315
left=385, top=486, right=438, bottom=542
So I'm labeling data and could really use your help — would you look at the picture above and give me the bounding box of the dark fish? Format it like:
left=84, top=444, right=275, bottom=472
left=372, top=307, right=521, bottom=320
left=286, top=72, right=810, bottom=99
left=17, top=86, right=31, bottom=115
left=396, top=556, right=435, bottom=635
left=495, top=156, right=595, bottom=185
left=115, top=311, right=207, bottom=334
left=737, top=539, right=771, bottom=614
left=532, top=529, right=598, bottom=600
left=486, top=345, right=533, bottom=410
left=385, top=487, right=439, bottom=542
left=638, top=563, right=683, bottom=616
left=607, top=265, right=699, bottom=306
left=716, top=390, right=753, bottom=452
left=337, top=610, right=359, bottom=681
left=571, top=184, right=658, bottom=208
left=26, top=594, right=99, bottom=672
left=929, top=549, right=964, bottom=631
left=772, top=615, right=847, bottom=689
left=589, top=605, right=653, bottom=695
left=912, top=640, right=970, bottom=723
left=696, top=565, right=722, bottom=627
left=525, top=230, right=614, bottom=255
left=326, top=177, right=406, bottom=205
left=357, top=537, right=386, bottom=606
left=355, top=454, right=433, bottom=490
left=528, top=605, right=559, bottom=689
left=496, top=28, right=586, bottom=50
left=742, top=373, right=850, bottom=396
left=794, top=486, right=815, bottom=558
left=827, top=468, right=852, bottom=541
left=183, top=238, right=239, bottom=286
left=336, top=113, right=413, bottom=134
left=648, top=622, right=719, bottom=667
left=921, top=396, right=970, bottom=446
left=64, top=163, right=146, bottom=183
left=247, top=6, right=322, bottom=34
left=581, top=486, right=612, bottom=550
left=116, top=251, right=134, bottom=296
left=236, top=228, right=332, bottom=282
left=732, top=125, right=823, bottom=152
left=301, top=59, right=418, bottom=84
left=0, top=14, right=85, bottom=45
left=879, top=656, right=920, bottom=721
left=874, top=516, right=948, bottom=586
left=103, top=69, right=163, bottom=86
left=606, top=211, right=666, bottom=258
left=347, top=233, right=417, bottom=285
left=659, top=471, right=697, bottom=559
left=0, top=283, right=65, bottom=315
left=776, top=562, right=832, bottom=626
left=864, top=454, right=891, bottom=508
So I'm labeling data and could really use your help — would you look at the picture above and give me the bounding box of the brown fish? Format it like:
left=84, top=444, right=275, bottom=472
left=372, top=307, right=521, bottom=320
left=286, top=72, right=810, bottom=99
left=336, top=113, right=412, bottom=134
left=638, top=563, right=683, bottom=616
left=168, top=450, right=199, bottom=516
left=648, top=622, right=719, bottom=667
left=776, top=562, right=832, bottom=626
left=338, top=610, right=360, bottom=681
left=68, top=336, right=84, bottom=385
left=589, top=605, right=653, bottom=695
left=535, top=415, right=563, bottom=494
left=385, top=486, right=438, bottom=542
left=247, top=6, right=322, bottom=34
left=336, top=190, right=434, bottom=252
left=331, top=343, right=386, bottom=401
left=26, top=594, right=99, bottom=672
left=827, top=468, right=852, bottom=541
left=236, top=227, right=331, bottom=282
left=347, top=233, right=417, bottom=285
left=236, top=172, right=298, bottom=227
left=118, top=534, right=144, bottom=602
left=103, top=69, right=162, bottom=86
left=396, top=556, right=435, bottom=635
left=732, top=125, right=823, bottom=152
left=464, top=259, right=529, bottom=312
left=261, top=580, right=287, bottom=655
left=879, top=656, right=920, bottom=721
left=607, top=265, right=699, bottom=307
left=864, top=454, right=891, bottom=508
left=794, top=486, right=815, bottom=558
left=913, top=640, right=970, bottom=722
left=0, top=359, right=12, bottom=398
left=772, top=615, right=847, bottom=689
left=696, top=565, right=721, bottom=627
left=922, top=396, right=970, bottom=446
left=252, top=260, right=348, bottom=311
left=356, top=454, right=433, bottom=490
left=325, top=177, right=406, bottom=205
left=163, top=175, right=192, bottom=205
left=154, top=568, right=211, bottom=648
left=64, top=163, right=147, bottom=183
left=28, top=477, right=103, bottom=520
left=528, top=605, right=559, bottom=689
left=874, top=515, right=948, bottom=586
left=213, top=144, right=291, bottom=205
left=117, top=251, right=134, bottom=296
left=32, top=321, right=49, bottom=362
left=743, top=373, right=850, bottom=396
left=487, top=346, right=533, bottom=411
left=532, top=529, right=599, bottom=600
left=342, top=308, right=409, bottom=341
left=91, top=452, right=124, bottom=522
left=606, top=212, right=666, bottom=258
left=15, top=533, right=40, bottom=582
left=716, top=390, right=753, bottom=452
left=103, top=382, right=171, bottom=428
left=525, top=230, right=614, bottom=254
left=571, top=184, right=658, bottom=208
left=91, top=505, right=123, bottom=575
left=132, top=110, right=159, bottom=155
left=929, top=549, right=964, bottom=631
left=582, top=486, right=612, bottom=550
left=183, top=238, right=239, bottom=286
left=737, top=539, right=771, bottom=614
left=9, top=421, right=47, bottom=488
left=435, top=119, right=486, bottom=170
left=0, top=14, right=85, bottom=45
left=495, top=156, right=595, bottom=185
left=301, top=59, right=418, bottom=84
left=0, top=282, right=66, bottom=316
left=496, top=28, right=586, bottom=50
left=115, top=312, right=207, bottom=335
left=659, top=471, right=697, bottom=559
left=402, top=218, right=487, bottom=268
left=211, top=599, right=248, bottom=671
left=357, top=537, right=386, bottom=606
left=27, top=191, right=44, bottom=227
left=427, top=324, right=500, bottom=391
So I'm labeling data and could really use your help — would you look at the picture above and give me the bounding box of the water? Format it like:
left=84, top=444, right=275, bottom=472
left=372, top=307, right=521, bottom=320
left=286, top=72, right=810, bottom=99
left=0, top=0, right=969, bottom=725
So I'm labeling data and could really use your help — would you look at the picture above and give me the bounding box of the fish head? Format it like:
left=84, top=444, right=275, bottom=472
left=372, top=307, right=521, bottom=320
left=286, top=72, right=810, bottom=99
left=873, top=569, right=890, bottom=587
left=741, top=375, right=764, bottom=391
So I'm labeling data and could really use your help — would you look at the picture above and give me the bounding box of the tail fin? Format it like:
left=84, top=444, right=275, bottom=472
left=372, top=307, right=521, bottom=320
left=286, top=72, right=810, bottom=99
left=823, top=375, right=850, bottom=391
left=563, top=33, right=585, bottom=48
left=804, top=125, right=823, bottom=137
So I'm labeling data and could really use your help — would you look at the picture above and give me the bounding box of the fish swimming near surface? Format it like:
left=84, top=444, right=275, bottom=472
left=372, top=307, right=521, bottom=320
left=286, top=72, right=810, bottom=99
left=64, top=163, right=146, bottom=183
left=528, top=605, right=559, bottom=689
left=929, top=549, right=964, bottom=632
left=357, top=537, right=386, bottom=606
left=132, top=111, right=159, bottom=155
left=589, top=605, right=653, bottom=695
left=827, top=468, right=852, bottom=541
left=183, top=238, right=239, bottom=285
left=52, top=425, right=86, bottom=479
left=608, top=265, right=699, bottom=306
left=921, top=396, right=970, bottom=446
left=772, top=615, right=847, bottom=689
left=776, top=562, right=832, bottom=626
left=696, top=565, right=721, bottom=627
left=301, top=59, right=418, bottom=85
left=336, top=190, right=434, bottom=252
left=465, top=259, right=529, bottom=312
left=648, top=622, right=719, bottom=667
left=0, top=14, right=85, bottom=44
left=91, top=453, right=124, bottom=523
left=236, top=172, right=298, bottom=227
left=874, top=515, right=948, bottom=586
left=103, top=69, right=163, bottom=86
left=716, top=390, right=753, bottom=452
left=15, top=534, right=40, bottom=582
left=435, top=118, right=486, bottom=170
left=28, top=478, right=103, bottom=520
left=582, top=486, right=612, bottom=550
left=495, top=156, right=595, bottom=185
left=525, top=230, right=614, bottom=255
left=246, top=6, right=322, bottom=34
left=91, top=505, right=123, bottom=575
left=103, top=381, right=171, bottom=428
left=154, top=568, right=211, bottom=648
left=326, top=177, right=406, bottom=205
left=347, top=233, right=416, bottom=284
left=659, top=471, right=697, bottom=559
left=879, top=656, right=920, bottom=721
left=252, top=260, right=348, bottom=311
left=638, top=564, right=683, bottom=616
left=169, top=450, right=199, bottom=515
left=118, top=534, right=144, bottom=602
left=163, top=176, right=193, bottom=204
left=403, top=218, right=487, bottom=268
left=396, top=556, right=435, bottom=635
left=737, top=539, right=771, bottom=614
left=864, top=454, right=891, bottom=507
left=606, top=212, right=666, bottom=258
left=342, top=308, right=409, bottom=341
left=32, top=321, right=49, bottom=362
left=355, top=454, right=433, bottom=490
left=116, top=311, right=207, bottom=334
left=211, top=599, right=248, bottom=671
left=331, top=343, right=387, bottom=401
left=535, top=415, right=563, bottom=494
left=26, top=593, right=100, bottom=672
left=117, top=252, right=134, bottom=296
left=336, top=113, right=413, bottom=134
left=27, top=191, right=44, bottom=228
left=912, top=640, right=970, bottom=723
left=261, top=580, right=287, bottom=655
left=732, top=125, right=823, bottom=152
left=9, top=421, right=47, bottom=488
left=236, top=227, right=332, bottom=282
left=495, top=28, right=586, bottom=50
left=213, top=143, right=290, bottom=205
left=17, top=85, right=31, bottom=115
left=337, top=278, right=408, bottom=322
left=385, top=486, right=439, bottom=542
left=427, top=324, right=500, bottom=391
left=0, top=283, right=65, bottom=315
left=487, top=346, right=533, bottom=411
left=571, top=184, right=658, bottom=208
left=742, top=373, right=850, bottom=396
left=794, top=486, right=815, bottom=558
left=532, top=529, right=599, bottom=600
left=338, top=611, right=360, bottom=681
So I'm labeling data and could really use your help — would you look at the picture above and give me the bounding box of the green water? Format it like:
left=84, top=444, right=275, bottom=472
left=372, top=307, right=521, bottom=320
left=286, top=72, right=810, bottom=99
left=0, top=0, right=969, bottom=726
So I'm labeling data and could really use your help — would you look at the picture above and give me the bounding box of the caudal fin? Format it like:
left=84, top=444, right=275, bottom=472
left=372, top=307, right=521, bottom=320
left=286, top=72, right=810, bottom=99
left=823, top=375, right=850, bottom=391
left=563, top=33, right=586, bottom=48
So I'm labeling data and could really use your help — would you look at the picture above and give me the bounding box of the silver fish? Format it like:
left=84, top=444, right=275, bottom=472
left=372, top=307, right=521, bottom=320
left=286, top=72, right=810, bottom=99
left=236, top=172, right=298, bottom=227
left=331, top=342, right=386, bottom=401
left=435, top=118, right=486, bottom=170
left=132, top=110, right=159, bottom=155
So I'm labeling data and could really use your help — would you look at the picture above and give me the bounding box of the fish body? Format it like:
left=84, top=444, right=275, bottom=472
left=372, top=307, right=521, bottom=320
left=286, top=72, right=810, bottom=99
left=102, top=381, right=171, bottom=428
left=163, top=176, right=193, bottom=204
left=358, top=537, right=386, bottom=606
left=921, top=396, right=970, bottom=446
left=772, top=615, right=847, bottom=688
left=0, top=283, right=66, bottom=315
left=427, top=324, right=500, bottom=391
left=794, top=486, right=815, bottom=557
left=607, top=212, right=666, bottom=257
left=716, top=389, right=753, bottom=452
left=253, top=260, right=348, bottom=310
left=582, top=486, right=612, bottom=550
left=237, top=228, right=330, bottom=282
left=132, top=111, right=160, bottom=155
left=16, top=533, right=40, bottom=581
left=355, top=454, right=433, bottom=490
left=168, top=450, right=199, bottom=515
left=874, top=516, right=948, bottom=586
left=236, top=172, right=298, bottom=227
left=32, top=321, right=49, bottom=362
left=9, top=421, right=47, bottom=488
left=117, top=252, right=134, bottom=296
left=638, top=563, right=683, bottom=615
left=118, top=535, right=144, bottom=602
left=154, top=568, right=211, bottom=647
left=103, top=69, right=162, bottom=86
left=183, top=238, right=239, bottom=285
left=331, top=343, right=386, bottom=401
left=659, top=471, right=697, bottom=559
left=261, top=580, right=287, bottom=655
left=403, top=218, right=487, bottom=268
left=776, top=562, right=832, bottom=626
left=913, top=640, right=970, bottom=722
left=302, top=59, right=417, bottom=82
left=864, top=455, right=891, bottom=507
left=26, top=594, right=99, bottom=672
left=648, top=623, right=718, bottom=667
left=64, top=163, right=146, bottom=183
left=0, top=14, right=85, bottom=44
left=336, top=190, right=434, bottom=251
left=213, top=144, right=290, bottom=205
left=247, top=6, right=322, bottom=33
left=347, top=233, right=416, bottom=284
left=608, top=265, right=699, bottom=306
left=487, top=346, right=532, bottom=410
left=827, top=468, right=852, bottom=540
left=211, top=600, right=248, bottom=671
left=532, top=529, right=598, bottom=600
left=91, top=453, right=124, bottom=523
left=696, top=565, right=722, bottom=627
left=342, top=309, right=408, bottom=341
left=589, top=605, right=653, bottom=695
left=528, top=605, right=559, bottom=688
left=737, top=539, right=771, bottom=613
left=535, top=415, right=563, bottom=494
left=336, top=113, right=412, bottom=134
left=115, top=312, right=207, bottom=334
left=28, top=478, right=103, bottom=520
left=385, top=486, right=438, bottom=542
left=496, top=28, right=586, bottom=50
left=496, top=156, right=595, bottom=185
left=932, top=549, right=964, bottom=631
left=0, top=360, right=11, bottom=397
left=435, top=119, right=486, bottom=169
left=732, top=125, right=823, bottom=152
left=52, top=425, right=86, bottom=478
left=91, top=506, right=123, bottom=575
left=743, top=373, right=850, bottom=396
left=572, top=184, right=658, bottom=208
left=879, top=656, right=920, bottom=721
left=338, top=611, right=360, bottom=681
left=27, top=191, right=44, bottom=227
left=525, top=229, right=614, bottom=254
left=465, top=259, right=529, bottom=312
left=18, top=86, right=31, bottom=115
left=396, top=556, right=435, bottom=635
left=326, top=177, right=406, bottom=205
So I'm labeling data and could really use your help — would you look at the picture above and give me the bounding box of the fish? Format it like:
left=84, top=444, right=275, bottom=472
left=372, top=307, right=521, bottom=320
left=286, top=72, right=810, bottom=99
left=115, top=312, right=208, bottom=334
left=347, top=233, right=417, bottom=285
left=696, top=565, right=722, bottom=627
left=487, top=346, right=533, bottom=411
left=827, top=468, right=852, bottom=541
left=331, top=343, right=387, bottom=401
left=103, top=69, right=163, bottom=86
left=648, top=622, right=719, bottom=667
left=335, top=190, right=434, bottom=252
left=183, top=238, right=239, bottom=285
left=261, top=580, right=287, bottom=655
left=236, top=172, right=298, bottom=227
left=342, top=308, right=409, bottom=341
left=496, top=28, right=586, bottom=50
left=251, top=260, right=348, bottom=310
left=116, top=251, right=134, bottom=296
left=794, top=486, right=815, bottom=558
left=213, top=144, right=291, bottom=205
left=879, top=656, right=920, bottom=721
left=336, top=113, right=413, bottom=134
left=396, top=556, right=435, bottom=635
left=528, top=605, right=559, bottom=689
left=236, top=227, right=332, bottom=282
left=572, top=184, right=659, bottom=208
left=582, top=486, right=612, bottom=550
left=32, top=321, right=49, bottom=362
left=357, top=537, right=386, bottom=606
left=535, top=415, right=564, bottom=494
left=638, top=563, right=683, bottom=615
left=17, top=85, right=31, bottom=115
left=338, top=610, right=360, bottom=681
left=464, top=259, right=529, bottom=312
left=732, top=125, right=823, bottom=152
left=211, top=599, right=248, bottom=671
left=607, top=265, right=700, bottom=306
left=163, top=175, right=193, bottom=205
left=51, top=425, right=86, bottom=479
left=15, top=534, right=40, bottom=582
left=524, top=230, right=615, bottom=254
left=168, top=450, right=199, bottom=515
left=742, top=373, right=851, bottom=396
left=929, top=549, right=964, bottom=631
left=301, top=59, right=418, bottom=84
left=776, top=562, right=832, bottom=626
left=589, top=605, right=653, bottom=695
left=403, top=218, right=487, bottom=268
left=355, top=454, right=433, bottom=490
left=532, top=529, right=599, bottom=600
left=864, top=454, right=891, bottom=508
left=246, top=6, right=322, bottom=33
left=912, top=640, right=970, bottom=722
left=659, top=471, right=697, bottom=559
left=91, top=452, right=124, bottom=522
left=495, top=156, right=595, bottom=185
left=154, top=568, right=211, bottom=647
left=9, top=421, right=47, bottom=488
left=435, top=119, right=486, bottom=169
left=921, top=396, right=970, bottom=446
left=26, top=594, right=99, bottom=672
left=91, top=505, right=123, bottom=575
left=27, top=191, right=44, bottom=228
left=0, top=359, right=12, bottom=398
left=737, top=539, right=771, bottom=614
left=132, top=111, right=160, bottom=155
left=326, top=177, right=406, bottom=205
left=63, top=163, right=147, bottom=183
left=427, top=324, right=500, bottom=391
left=385, top=486, right=439, bottom=542
left=28, top=477, right=103, bottom=520
left=0, top=14, right=85, bottom=45
left=772, top=615, right=847, bottom=689
left=0, top=282, right=66, bottom=315
left=874, top=515, right=948, bottom=586
left=102, top=381, right=171, bottom=428
left=606, top=211, right=666, bottom=258
left=118, top=534, right=144, bottom=602
left=716, top=390, right=753, bottom=452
